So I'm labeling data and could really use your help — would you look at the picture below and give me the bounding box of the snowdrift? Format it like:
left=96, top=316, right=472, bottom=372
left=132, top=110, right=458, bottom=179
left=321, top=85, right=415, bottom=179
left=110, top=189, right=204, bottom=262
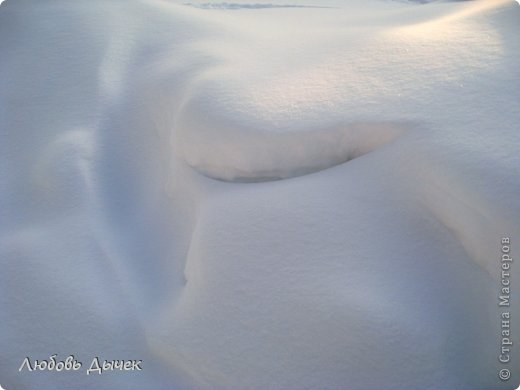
left=1, top=0, right=519, bottom=389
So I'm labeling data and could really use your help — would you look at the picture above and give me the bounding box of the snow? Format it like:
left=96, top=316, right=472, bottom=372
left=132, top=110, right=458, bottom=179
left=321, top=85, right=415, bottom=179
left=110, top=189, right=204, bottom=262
left=1, top=0, right=519, bottom=389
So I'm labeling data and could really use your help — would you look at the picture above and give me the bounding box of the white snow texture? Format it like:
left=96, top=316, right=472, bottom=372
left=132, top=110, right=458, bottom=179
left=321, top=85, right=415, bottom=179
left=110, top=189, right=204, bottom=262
left=1, top=0, right=519, bottom=389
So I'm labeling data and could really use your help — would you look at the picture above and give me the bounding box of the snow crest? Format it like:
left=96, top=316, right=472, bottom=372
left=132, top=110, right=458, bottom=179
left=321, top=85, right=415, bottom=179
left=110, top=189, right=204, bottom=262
left=1, top=0, right=519, bottom=389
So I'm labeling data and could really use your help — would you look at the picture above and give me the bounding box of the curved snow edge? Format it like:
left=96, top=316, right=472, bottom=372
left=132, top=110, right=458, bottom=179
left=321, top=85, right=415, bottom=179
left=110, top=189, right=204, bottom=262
left=178, top=118, right=410, bottom=182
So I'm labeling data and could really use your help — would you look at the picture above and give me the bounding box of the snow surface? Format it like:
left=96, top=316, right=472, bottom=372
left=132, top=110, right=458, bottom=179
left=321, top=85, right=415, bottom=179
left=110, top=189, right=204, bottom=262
left=1, top=0, right=519, bottom=389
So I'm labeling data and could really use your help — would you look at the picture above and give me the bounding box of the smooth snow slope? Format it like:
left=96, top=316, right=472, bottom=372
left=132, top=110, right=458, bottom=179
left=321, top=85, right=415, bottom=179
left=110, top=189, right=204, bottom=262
left=1, top=0, right=519, bottom=389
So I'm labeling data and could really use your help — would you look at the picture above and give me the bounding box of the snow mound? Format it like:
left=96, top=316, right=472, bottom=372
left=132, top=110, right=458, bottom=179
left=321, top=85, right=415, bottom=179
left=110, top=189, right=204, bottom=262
left=1, top=0, right=519, bottom=389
